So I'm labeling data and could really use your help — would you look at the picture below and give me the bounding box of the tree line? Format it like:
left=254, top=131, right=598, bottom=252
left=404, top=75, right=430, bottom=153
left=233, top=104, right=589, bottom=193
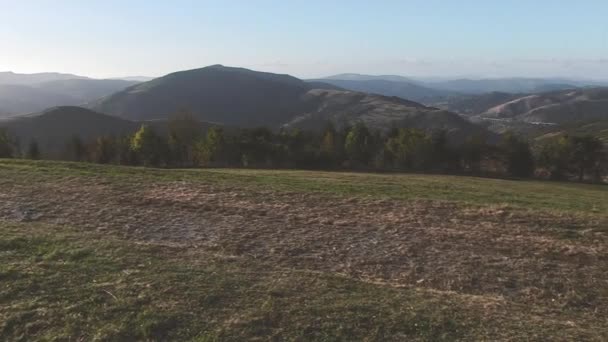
left=0, top=114, right=606, bottom=183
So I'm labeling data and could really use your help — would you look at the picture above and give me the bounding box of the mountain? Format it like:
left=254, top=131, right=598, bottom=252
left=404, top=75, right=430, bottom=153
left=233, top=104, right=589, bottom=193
left=0, top=71, right=88, bottom=86
left=431, top=92, right=525, bottom=116
left=535, top=120, right=608, bottom=144
left=0, top=84, right=79, bottom=117
left=479, top=88, right=608, bottom=124
left=425, top=78, right=581, bottom=94
left=0, top=79, right=138, bottom=116
left=0, top=107, right=138, bottom=153
left=308, top=79, right=455, bottom=103
left=323, top=73, right=415, bottom=83
left=0, top=106, right=224, bottom=157
left=285, top=89, right=494, bottom=142
left=91, top=65, right=493, bottom=141
left=113, top=76, right=155, bottom=82
left=0, top=106, right=211, bottom=156
left=92, top=65, right=316, bottom=126
left=35, top=79, right=139, bottom=103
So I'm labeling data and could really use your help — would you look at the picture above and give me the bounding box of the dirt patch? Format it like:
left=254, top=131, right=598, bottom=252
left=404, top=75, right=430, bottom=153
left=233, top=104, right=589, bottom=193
left=1, top=178, right=607, bottom=315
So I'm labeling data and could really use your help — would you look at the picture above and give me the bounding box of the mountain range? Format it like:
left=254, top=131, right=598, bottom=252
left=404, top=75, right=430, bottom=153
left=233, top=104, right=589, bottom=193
left=307, top=78, right=454, bottom=103
left=91, top=65, right=488, bottom=141
left=0, top=71, right=89, bottom=86
left=1, top=66, right=607, bottom=150
left=477, top=88, right=608, bottom=123
left=0, top=74, right=138, bottom=116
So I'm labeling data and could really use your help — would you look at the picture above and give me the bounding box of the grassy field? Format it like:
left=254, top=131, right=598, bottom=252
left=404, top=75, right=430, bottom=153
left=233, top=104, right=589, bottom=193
left=2, top=159, right=606, bottom=214
left=1, top=159, right=607, bottom=340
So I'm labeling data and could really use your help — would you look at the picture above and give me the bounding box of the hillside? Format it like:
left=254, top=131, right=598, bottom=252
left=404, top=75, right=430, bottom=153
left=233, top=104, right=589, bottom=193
left=287, top=89, right=493, bottom=141
left=35, top=79, right=139, bottom=104
left=0, top=107, right=139, bottom=153
left=92, top=65, right=315, bottom=125
left=426, top=78, right=581, bottom=94
left=322, top=73, right=416, bottom=83
left=0, top=84, right=79, bottom=116
left=0, top=71, right=88, bottom=85
left=535, top=120, right=608, bottom=144
left=308, top=78, right=454, bottom=103
left=479, top=87, right=608, bottom=124
left=1, top=160, right=607, bottom=340
left=432, top=92, right=524, bottom=115
left=0, top=79, right=138, bottom=116
left=92, top=65, right=492, bottom=140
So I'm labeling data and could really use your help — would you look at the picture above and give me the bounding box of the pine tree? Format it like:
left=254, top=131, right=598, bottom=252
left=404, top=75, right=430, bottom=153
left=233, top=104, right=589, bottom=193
left=26, top=140, right=40, bottom=160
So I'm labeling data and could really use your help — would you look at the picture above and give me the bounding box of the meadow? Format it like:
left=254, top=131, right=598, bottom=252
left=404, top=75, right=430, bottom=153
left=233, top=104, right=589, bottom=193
left=1, top=159, right=607, bottom=340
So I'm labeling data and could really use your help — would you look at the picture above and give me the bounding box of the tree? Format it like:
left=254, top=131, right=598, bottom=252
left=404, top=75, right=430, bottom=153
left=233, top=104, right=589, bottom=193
left=384, top=128, right=431, bottom=170
left=91, top=136, right=117, bottom=164
left=65, top=135, right=86, bottom=162
left=537, top=135, right=605, bottom=182
left=0, top=129, right=13, bottom=158
left=501, top=132, right=534, bottom=178
left=320, top=123, right=337, bottom=158
left=26, top=140, right=41, bottom=160
left=570, top=135, right=604, bottom=182
left=460, top=135, right=487, bottom=174
left=131, top=125, right=166, bottom=166
left=537, top=136, right=573, bottom=180
left=429, top=129, right=458, bottom=171
left=194, top=127, right=225, bottom=166
left=167, top=111, right=202, bottom=166
left=344, top=122, right=374, bottom=166
left=236, top=127, right=276, bottom=167
left=115, top=135, right=137, bottom=165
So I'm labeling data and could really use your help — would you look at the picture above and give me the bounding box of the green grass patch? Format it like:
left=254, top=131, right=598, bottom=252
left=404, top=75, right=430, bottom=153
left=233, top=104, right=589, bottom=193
left=2, top=222, right=605, bottom=340
left=0, top=222, right=483, bottom=341
left=1, top=159, right=606, bottom=215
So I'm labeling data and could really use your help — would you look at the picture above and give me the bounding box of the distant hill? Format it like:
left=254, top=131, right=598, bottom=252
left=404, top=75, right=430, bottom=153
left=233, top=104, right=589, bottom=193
left=92, top=65, right=493, bottom=141
left=0, top=107, right=139, bottom=152
left=479, top=88, right=608, bottom=124
left=0, top=106, right=225, bottom=156
left=113, top=76, right=155, bottom=82
left=322, top=73, right=415, bottom=83
left=92, top=65, right=316, bottom=126
left=535, top=120, right=608, bottom=144
left=317, top=74, right=608, bottom=95
left=285, top=89, right=495, bottom=142
left=308, top=79, right=454, bottom=103
left=425, top=78, right=582, bottom=94
left=0, top=79, right=138, bottom=116
left=35, top=79, right=139, bottom=104
left=0, top=85, right=79, bottom=117
left=433, top=92, right=524, bottom=116
left=0, top=71, right=88, bottom=86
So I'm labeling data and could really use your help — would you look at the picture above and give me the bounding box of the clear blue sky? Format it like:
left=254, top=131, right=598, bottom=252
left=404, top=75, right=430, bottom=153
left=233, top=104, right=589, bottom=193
left=1, top=0, right=607, bottom=79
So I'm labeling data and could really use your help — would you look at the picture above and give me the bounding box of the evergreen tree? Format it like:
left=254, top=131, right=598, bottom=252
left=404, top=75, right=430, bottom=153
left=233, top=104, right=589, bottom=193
left=344, top=122, right=374, bottom=166
left=384, top=128, right=431, bottom=170
left=194, top=127, right=225, bottom=166
left=91, top=136, right=117, bottom=164
left=131, top=125, right=166, bottom=166
left=167, top=111, right=202, bottom=166
left=65, top=135, right=86, bottom=162
left=501, top=132, right=535, bottom=178
left=26, top=140, right=40, bottom=160
left=461, top=135, right=487, bottom=174
left=570, top=135, right=604, bottom=182
left=0, top=129, right=13, bottom=158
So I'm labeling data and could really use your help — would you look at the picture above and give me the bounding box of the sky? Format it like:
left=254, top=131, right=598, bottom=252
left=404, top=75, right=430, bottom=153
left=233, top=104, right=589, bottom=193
left=1, top=0, right=607, bottom=80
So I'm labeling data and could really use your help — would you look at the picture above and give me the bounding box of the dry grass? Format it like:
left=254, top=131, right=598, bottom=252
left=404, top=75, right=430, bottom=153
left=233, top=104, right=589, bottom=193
left=1, top=159, right=607, bottom=340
